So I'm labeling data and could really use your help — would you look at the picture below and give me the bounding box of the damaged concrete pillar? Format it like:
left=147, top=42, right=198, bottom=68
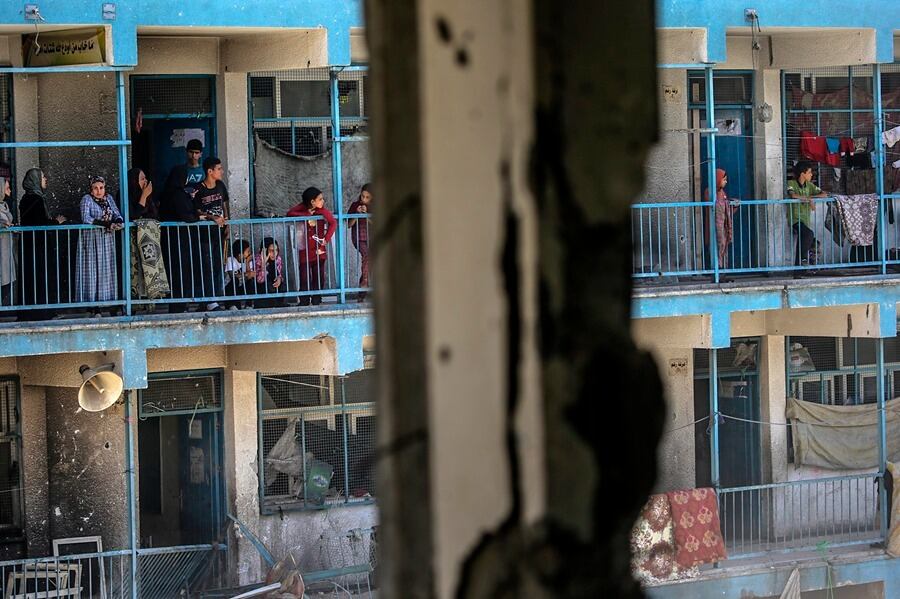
left=368, top=0, right=660, bottom=597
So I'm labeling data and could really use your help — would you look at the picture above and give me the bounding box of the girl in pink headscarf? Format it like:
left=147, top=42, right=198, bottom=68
left=705, top=168, right=739, bottom=268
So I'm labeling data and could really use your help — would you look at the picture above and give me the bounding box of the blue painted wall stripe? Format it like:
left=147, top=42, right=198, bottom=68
left=0, top=0, right=363, bottom=66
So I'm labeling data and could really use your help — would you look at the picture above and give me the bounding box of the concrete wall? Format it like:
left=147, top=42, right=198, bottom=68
left=45, top=387, right=128, bottom=550
left=224, top=366, right=377, bottom=586
left=254, top=136, right=371, bottom=216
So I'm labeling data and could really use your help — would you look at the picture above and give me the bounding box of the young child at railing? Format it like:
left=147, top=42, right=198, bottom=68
left=787, top=161, right=829, bottom=267
left=254, top=236, right=284, bottom=308
left=347, top=183, right=372, bottom=300
left=704, top=168, right=739, bottom=269
left=224, top=239, right=255, bottom=310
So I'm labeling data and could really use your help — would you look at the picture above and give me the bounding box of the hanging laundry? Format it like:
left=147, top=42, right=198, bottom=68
left=833, top=167, right=842, bottom=180
left=666, top=488, right=727, bottom=568
left=893, top=159, right=900, bottom=169
left=800, top=131, right=840, bottom=166
left=839, top=137, right=855, bottom=156
left=854, top=137, right=869, bottom=153
left=832, top=194, right=878, bottom=246
left=849, top=152, right=872, bottom=170
left=883, top=125, right=900, bottom=148
left=800, top=131, right=829, bottom=163
left=826, top=137, right=840, bottom=153
left=630, top=494, right=699, bottom=584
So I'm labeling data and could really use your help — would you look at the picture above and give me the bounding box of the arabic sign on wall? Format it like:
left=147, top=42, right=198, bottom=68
left=22, top=28, right=107, bottom=68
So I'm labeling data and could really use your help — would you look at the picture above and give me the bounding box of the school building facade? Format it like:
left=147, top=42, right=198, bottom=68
left=0, top=1, right=378, bottom=597
left=634, top=3, right=900, bottom=598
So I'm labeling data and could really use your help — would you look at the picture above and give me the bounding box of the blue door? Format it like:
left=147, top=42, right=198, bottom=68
left=144, top=118, right=215, bottom=190
left=699, top=109, right=757, bottom=270
left=129, top=75, right=217, bottom=192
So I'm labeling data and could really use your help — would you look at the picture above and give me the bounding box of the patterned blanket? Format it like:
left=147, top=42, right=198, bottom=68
left=630, top=494, right=699, bottom=584
left=666, top=488, right=727, bottom=569
left=131, top=220, right=171, bottom=300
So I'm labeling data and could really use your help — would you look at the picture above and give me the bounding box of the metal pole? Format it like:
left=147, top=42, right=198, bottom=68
left=124, top=390, right=138, bottom=599
left=710, top=348, right=720, bottom=490
left=878, top=339, right=889, bottom=540
left=330, top=70, right=346, bottom=303
left=705, top=67, right=719, bottom=282
left=116, top=71, right=132, bottom=316
left=874, top=63, right=887, bottom=275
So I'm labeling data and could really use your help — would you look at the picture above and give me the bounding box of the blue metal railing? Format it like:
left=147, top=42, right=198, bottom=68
left=0, top=214, right=371, bottom=318
left=632, top=196, right=897, bottom=280
left=718, top=473, right=881, bottom=557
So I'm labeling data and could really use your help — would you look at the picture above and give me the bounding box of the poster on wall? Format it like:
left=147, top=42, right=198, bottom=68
left=170, top=128, right=206, bottom=149
left=22, top=27, right=107, bottom=68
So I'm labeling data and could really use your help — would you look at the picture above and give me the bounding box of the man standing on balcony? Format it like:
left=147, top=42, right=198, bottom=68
left=159, top=138, right=206, bottom=312
left=787, top=161, right=829, bottom=268
left=161, top=139, right=205, bottom=216
left=192, top=157, right=229, bottom=311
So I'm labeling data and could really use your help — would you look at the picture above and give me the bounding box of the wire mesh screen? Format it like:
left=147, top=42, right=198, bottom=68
left=259, top=372, right=375, bottom=512
left=0, top=379, right=20, bottom=533
left=139, top=372, right=222, bottom=416
left=782, top=66, right=879, bottom=195
left=249, top=69, right=336, bottom=216
left=131, top=77, right=214, bottom=116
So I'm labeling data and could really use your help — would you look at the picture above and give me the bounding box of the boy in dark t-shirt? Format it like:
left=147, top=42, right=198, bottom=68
left=192, top=157, right=229, bottom=309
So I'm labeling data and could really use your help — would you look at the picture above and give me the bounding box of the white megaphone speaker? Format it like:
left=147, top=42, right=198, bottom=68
left=78, top=363, right=124, bottom=412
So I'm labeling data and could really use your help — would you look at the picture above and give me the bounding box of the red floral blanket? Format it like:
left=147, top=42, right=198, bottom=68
left=666, top=488, right=727, bottom=568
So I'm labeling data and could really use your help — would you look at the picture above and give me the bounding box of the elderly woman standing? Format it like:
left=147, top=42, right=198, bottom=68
left=76, top=176, right=124, bottom=306
left=0, top=177, right=15, bottom=307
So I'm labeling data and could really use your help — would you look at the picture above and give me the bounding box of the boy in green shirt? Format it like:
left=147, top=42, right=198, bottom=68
left=787, top=161, right=828, bottom=266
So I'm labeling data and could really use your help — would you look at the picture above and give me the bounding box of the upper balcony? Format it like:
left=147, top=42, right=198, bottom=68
left=634, top=55, right=900, bottom=327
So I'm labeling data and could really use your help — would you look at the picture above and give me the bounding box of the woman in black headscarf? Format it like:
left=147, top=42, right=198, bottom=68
left=18, top=168, right=67, bottom=319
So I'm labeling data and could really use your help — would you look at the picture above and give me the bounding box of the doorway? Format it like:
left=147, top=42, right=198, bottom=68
left=129, top=75, right=217, bottom=190
left=688, top=72, right=757, bottom=271
left=137, top=371, right=224, bottom=548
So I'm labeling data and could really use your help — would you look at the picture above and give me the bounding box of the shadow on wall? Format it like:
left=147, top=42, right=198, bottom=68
left=253, top=136, right=371, bottom=216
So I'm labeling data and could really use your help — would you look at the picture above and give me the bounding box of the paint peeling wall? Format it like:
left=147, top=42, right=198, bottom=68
left=253, top=136, right=371, bottom=216
left=45, top=388, right=128, bottom=550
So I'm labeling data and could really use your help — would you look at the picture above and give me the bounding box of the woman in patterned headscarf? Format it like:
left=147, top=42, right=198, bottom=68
left=76, top=176, right=124, bottom=310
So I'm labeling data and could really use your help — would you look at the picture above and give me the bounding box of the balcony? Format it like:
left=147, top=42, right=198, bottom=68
left=632, top=196, right=900, bottom=286
left=0, top=214, right=371, bottom=320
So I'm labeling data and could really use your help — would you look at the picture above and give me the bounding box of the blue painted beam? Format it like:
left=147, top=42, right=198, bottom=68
left=0, top=0, right=363, bottom=66
left=0, top=309, right=373, bottom=387
left=646, top=553, right=900, bottom=599
left=657, top=0, right=896, bottom=63
left=634, top=279, right=900, bottom=321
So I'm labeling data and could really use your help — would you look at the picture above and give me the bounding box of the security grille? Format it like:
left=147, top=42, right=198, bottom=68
left=131, top=77, right=214, bottom=116
left=259, top=370, right=375, bottom=512
left=248, top=67, right=370, bottom=214
left=0, top=378, right=22, bottom=534
left=787, top=336, right=900, bottom=405
left=778, top=65, right=900, bottom=194
left=139, top=372, right=222, bottom=416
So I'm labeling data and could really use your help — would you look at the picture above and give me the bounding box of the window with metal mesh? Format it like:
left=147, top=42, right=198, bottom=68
left=780, top=65, right=899, bottom=195
left=131, top=77, right=214, bottom=117
left=785, top=336, right=900, bottom=405
left=0, top=379, right=22, bottom=535
left=688, top=73, right=752, bottom=105
left=259, top=370, right=375, bottom=512
left=139, top=371, right=222, bottom=416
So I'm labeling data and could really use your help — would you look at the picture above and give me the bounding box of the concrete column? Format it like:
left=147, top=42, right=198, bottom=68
left=223, top=368, right=263, bottom=586
left=757, top=68, right=787, bottom=267
left=759, top=335, right=787, bottom=484
left=644, top=347, right=696, bottom=493
left=220, top=72, right=252, bottom=218
left=369, top=0, right=658, bottom=597
left=21, top=385, right=49, bottom=557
